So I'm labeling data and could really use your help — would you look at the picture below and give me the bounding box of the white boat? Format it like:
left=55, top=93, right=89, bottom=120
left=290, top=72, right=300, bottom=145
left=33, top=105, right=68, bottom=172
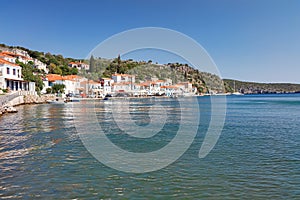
left=232, top=92, right=244, bottom=95
left=232, top=81, right=244, bottom=95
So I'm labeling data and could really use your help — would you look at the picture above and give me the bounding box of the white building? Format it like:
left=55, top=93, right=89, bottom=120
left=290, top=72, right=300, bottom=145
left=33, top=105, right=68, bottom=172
left=112, top=73, right=135, bottom=84
left=68, top=61, right=89, bottom=71
left=45, top=74, right=86, bottom=95
left=0, top=58, right=34, bottom=91
left=100, top=78, right=114, bottom=94
left=111, top=73, right=135, bottom=93
left=0, top=53, right=16, bottom=63
left=112, top=82, right=132, bottom=93
left=34, top=59, right=48, bottom=73
left=0, top=51, right=47, bottom=73
left=0, top=51, right=33, bottom=64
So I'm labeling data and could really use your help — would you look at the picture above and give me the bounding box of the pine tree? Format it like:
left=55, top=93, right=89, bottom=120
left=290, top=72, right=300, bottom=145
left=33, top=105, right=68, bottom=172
left=89, top=55, right=95, bottom=72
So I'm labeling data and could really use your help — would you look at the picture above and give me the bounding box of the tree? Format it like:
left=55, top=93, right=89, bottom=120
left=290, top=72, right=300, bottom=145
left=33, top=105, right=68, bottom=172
left=16, top=60, right=44, bottom=94
left=52, top=66, right=62, bottom=75
left=60, top=65, right=70, bottom=75
left=89, top=55, right=95, bottom=73
left=52, top=84, right=65, bottom=94
left=46, top=88, right=52, bottom=94
left=70, top=67, right=78, bottom=75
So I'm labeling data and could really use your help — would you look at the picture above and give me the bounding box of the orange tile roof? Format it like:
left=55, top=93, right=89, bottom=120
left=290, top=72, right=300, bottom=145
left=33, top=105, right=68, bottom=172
left=69, top=62, right=78, bottom=65
left=134, top=83, right=149, bottom=87
left=69, top=61, right=88, bottom=65
left=0, top=53, right=15, bottom=59
left=112, top=73, right=135, bottom=77
left=0, top=58, right=19, bottom=67
left=113, top=82, right=132, bottom=86
left=46, top=74, right=63, bottom=81
left=160, top=85, right=178, bottom=89
left=46, top=74, right=83, bottom=82
left=1, top=51, right=32, bottom=60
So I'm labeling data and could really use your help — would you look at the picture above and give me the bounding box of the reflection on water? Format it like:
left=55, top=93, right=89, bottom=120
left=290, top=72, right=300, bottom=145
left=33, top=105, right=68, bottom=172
left=0, top=95, right=299, bottom=199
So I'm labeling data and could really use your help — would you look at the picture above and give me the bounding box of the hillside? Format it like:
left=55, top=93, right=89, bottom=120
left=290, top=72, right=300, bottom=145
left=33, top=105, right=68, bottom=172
left=2, top=43, right=300, bottom=94
left=0, top=44, right=81, bottom=75
left=86, top=56, right=225, bottom=94
left=224, top=79, right=300, bottom=94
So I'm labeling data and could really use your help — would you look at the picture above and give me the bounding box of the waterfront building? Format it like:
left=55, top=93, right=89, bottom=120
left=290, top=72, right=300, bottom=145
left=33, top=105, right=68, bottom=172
left=45, top=74, right=86, bottom=95
left=160, top=85, right=180, bottom=97
left=0, top=58, right=35, bottom=92
left=99, top=78, right=114, bottom=95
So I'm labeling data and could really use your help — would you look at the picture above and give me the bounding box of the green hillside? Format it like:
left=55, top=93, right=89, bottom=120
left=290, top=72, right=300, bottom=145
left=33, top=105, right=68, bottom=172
left=224, top=79, right=300, bottom=94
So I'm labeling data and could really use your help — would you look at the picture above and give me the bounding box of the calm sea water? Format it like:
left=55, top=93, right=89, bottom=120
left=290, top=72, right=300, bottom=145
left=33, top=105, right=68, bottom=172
left=0, top=94, right=299, bottom=199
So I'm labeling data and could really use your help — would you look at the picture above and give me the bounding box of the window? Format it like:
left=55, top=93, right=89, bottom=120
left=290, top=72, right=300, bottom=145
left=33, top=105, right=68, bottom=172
left=7, top=67, right=10, bottom=74
left=13, top=69, right=16, bottom=75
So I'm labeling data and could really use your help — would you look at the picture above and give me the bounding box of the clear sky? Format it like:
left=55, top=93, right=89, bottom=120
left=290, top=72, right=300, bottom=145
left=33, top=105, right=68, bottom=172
left=1, top=0, right=299, bottom=83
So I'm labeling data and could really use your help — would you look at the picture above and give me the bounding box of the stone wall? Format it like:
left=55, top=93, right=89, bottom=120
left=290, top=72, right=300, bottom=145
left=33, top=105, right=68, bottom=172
left=0, top=94, right=55, bottom=116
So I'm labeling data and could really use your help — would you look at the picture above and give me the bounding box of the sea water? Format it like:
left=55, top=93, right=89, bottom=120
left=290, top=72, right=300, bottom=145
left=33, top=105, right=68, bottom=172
left=0, top=94, right=299, bottom=199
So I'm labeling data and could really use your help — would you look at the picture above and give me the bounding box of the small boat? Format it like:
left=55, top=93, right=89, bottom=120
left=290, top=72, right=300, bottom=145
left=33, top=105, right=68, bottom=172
left=232, top=81, right=244, bottom=95
left=232, top=92, right=244, bottom=96
left=47, top=99, right=66, bottom=104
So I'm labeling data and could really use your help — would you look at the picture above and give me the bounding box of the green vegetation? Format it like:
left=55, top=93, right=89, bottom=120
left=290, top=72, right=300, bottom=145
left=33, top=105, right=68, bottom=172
left=48, top=84, right=65, bottom=94
left=1, top=88, right=8, bottom=93
left=89, top=55, right=96, bottom=73
left=224, top=79, right=300, bottom=94
left=16, top=60, right=44, bottom=94
left=1, top=43, right=80, bottom=76
left=84, top=56, right=225, bottom=94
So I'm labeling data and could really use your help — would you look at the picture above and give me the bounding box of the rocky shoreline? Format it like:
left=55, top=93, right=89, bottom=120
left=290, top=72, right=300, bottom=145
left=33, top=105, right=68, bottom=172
left=0, top=94, right=55, bottom=116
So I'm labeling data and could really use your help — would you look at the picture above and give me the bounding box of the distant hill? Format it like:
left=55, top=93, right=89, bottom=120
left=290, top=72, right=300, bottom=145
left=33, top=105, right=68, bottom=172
left=223, top=79, right=300, bottom=94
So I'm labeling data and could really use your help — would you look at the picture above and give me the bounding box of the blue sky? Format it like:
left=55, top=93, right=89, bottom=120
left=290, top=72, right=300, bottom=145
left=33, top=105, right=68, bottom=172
left=1, top=0, right=299, bottom=83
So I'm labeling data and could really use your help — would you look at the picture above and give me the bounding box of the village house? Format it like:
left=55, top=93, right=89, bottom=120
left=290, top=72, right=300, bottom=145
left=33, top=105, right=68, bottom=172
left=0, top=52, right=16, bottom=63
left=112, top=82, right=133, bottom=93
left=80, top=80, right=102, bottom=97
left=44, top=74, right=86, bottom=95
left=160, top=85, right=180, bottom=97
left=0, top=58, right=35, bottom=92
left=68, top=61, right=89, bottom=71
left=112, top=73, right=135, bottom=84
left=0, top=51, right=33, bottom=64
left=0, top=51, right=48, bottom=73
left=111, top=73, right=135, bottom=93
left=100, top=78, right=114, bottom=94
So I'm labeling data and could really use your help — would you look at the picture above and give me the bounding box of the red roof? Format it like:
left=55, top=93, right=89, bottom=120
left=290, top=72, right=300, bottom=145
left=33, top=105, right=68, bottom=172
left=1, top=51, right=32, bottom=60
left=46, top=74, right=83, bottom=82
left=0, top=58, right=19, bottom=67
left=112, top=73, right=135, bottom=77
left=160, top=85, right=178, bottom=89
